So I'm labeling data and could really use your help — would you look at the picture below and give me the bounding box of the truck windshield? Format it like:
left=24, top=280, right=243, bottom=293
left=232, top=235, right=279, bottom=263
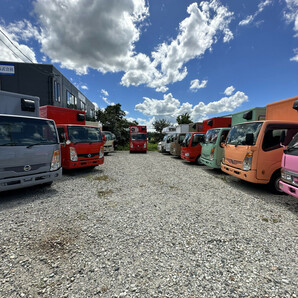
left=131, top=133, right=147, bottom=141
left=226, top=122, right=263, bottom=146
left=0, top=116, right=58, bottom=146
left=103, top=132, right=113, bottom=141
left=182, top=133, right=192, bottom=147
left=286, top=133, right=298, bottom=155
left=68, top=126, right=103, bottom=143
left=204, top=129, right=220, bottom=144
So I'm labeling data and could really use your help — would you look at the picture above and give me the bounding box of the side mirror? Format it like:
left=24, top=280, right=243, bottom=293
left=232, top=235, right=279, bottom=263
left=220, top=142, right=225, bottom=148
left=245, top=133, right=254, bottom=145
left=104, top=135, right=107, bottom=143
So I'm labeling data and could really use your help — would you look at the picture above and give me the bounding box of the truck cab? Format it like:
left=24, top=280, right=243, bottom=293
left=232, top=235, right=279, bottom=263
left=221, top=96, right=298, bottom=193
left=129, top=125, right=147, bottom=153
left=200, top=128, right=230, bottom=168
left=101, top=131, right=115, bottom=155
left=200, top=107, right=265, bottom=169
left=170, top=133, right=186, bottom=157
left=181, top=117, right=231, bottom=164
left=0, top=91, right=62, bottom=192
left=40, top=106, right=104, bottom=169
left=279, top=100, right=298, bottom=198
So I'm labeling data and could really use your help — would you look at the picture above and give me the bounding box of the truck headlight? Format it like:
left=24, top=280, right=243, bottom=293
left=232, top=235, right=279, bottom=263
left=99, top=146, right=104, bottom=158
left=70, top=147, right=78, bottom=162
left=281, top=169, right=292, bottom=182
left=185, top=152, right=190, bottom=157
left=222, top=157, right=225, bottom=164
left=144, top=143, right=147, bottom=148
left=243, top=151, right=253, bottom=171
left=130, top=143, right=133, bottom=148
left=50, top=150, right=60, bottom=171
left=210, top=148, right=215, bottom=161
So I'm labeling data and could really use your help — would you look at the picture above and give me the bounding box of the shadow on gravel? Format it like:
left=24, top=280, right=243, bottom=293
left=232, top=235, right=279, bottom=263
left=0, top=184, right=59, bottom=210
left=202, top=167, right=298, bottom=216
left=62, top=166, right=104, bottom=178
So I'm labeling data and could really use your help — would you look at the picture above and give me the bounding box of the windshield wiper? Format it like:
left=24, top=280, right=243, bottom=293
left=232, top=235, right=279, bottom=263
left=26, top=142, right=48, bottom=148
left=0, top=142, right=17, bottom=146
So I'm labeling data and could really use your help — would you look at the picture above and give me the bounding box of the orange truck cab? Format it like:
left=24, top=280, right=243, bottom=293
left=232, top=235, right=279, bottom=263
left=181, top=117, right=231, bottom=164
left=40, top=106, right=105, bottom=169
left=221, top=96, right=298, bottom=192
left=129, top=125, right=147, bottom=153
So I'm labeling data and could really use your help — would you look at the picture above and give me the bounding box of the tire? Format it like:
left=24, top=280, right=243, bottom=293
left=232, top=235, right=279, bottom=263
left=195, top=155, right=202, bottom=165
left=268, top=170, right=283, bottom=194
left=43, top=181, right=53, bottom=187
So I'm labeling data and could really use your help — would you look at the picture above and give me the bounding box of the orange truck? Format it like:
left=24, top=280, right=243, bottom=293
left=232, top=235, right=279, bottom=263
left=221, top=96, right=298, bottom=192
left=181, top=117, right=231, bottom=164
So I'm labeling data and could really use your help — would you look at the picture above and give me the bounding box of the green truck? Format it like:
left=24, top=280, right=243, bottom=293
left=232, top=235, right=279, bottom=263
left=200, top=107, right=266, bottom=169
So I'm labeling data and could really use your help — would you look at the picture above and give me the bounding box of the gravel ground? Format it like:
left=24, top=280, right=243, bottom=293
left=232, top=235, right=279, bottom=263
left=0, top=151, right=297, bottom=297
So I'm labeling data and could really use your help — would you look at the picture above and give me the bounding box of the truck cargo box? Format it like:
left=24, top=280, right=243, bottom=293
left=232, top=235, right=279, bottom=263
left=40, top=105, right=86, bottom=125
left=0, top=90, right=40, bottom=117
left=232, top=107, right=266, bottom=125
left=266, top=96, right=298, bottom=121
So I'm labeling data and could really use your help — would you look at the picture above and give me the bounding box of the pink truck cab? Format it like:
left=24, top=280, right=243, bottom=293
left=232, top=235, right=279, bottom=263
left=279, top=100, right=298, bottom=198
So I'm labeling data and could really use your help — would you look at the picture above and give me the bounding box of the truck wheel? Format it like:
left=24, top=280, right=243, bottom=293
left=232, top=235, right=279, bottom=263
left=195, top=155, right=202, bottom=165
left=268, top=170, right=283, bottom=194
left=43, top=181, right=53, bottom=187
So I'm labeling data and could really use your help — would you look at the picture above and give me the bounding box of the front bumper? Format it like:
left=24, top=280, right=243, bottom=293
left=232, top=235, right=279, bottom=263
left=181, top=153, right=196, bottom=162
left=104, top=145, right=114, bottom=153
left=279, top=181, right=298, bottom=198
left=63, top=157, right=104, bottom=169
left=200, top=156, right=219, bottom=169
left=0, top=168, right=62, bottom=192
left=221, top=163, right=267, bottom=184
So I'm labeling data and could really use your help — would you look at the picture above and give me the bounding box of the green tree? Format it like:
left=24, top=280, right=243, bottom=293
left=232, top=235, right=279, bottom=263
left=152, top=119, right=171, bottom=134
left=96, top=104, right=138, bottom=146
left=176, top=112, right=192, bottom=124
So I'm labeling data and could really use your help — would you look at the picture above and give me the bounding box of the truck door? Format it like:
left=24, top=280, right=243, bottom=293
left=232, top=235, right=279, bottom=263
left=257, top=124, right=298, bottom=181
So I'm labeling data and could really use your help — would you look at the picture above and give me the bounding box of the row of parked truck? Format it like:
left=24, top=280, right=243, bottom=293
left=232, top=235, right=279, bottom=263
left=0, top=90, right=110, bottom=192
left=159, top=96, right=298, bottom=198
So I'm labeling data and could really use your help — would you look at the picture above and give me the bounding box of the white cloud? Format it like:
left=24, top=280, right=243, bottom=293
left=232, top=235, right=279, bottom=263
left=190, top=79, right=208, bottom=91
left=101, top=89, right=109, bottom=96
left=0, top=24, right=38, bottom=63
left=224, top=85, right=235, bottom=95
left=102, top=97, right=115, bottom=106
left=122, top=1, right=233, bottom=89
left=290, top=48, right=298, bottom=61
left=81, top=85, right=88, bottom=90
left=135, top=89, right=248, bottom=122
left=284, top=0, right=298, bottom=61
left=5, top=0, right=232, bottom=91
left=239, top=0, right=272, bottom=26
left=155, top=86, right=169, bottom=93
left=32, top=0, right=149, bottom=75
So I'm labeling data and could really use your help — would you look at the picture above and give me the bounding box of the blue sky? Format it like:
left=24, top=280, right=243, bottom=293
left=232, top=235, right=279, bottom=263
left=0, top=0, right=297, bottom=130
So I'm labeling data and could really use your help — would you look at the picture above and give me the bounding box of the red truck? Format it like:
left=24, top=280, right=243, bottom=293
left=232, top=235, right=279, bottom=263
left=181, top=117, right=231, bottom=164
left=129, top=125, right=147, bottom=153
left=40, top=106, right=105, bottom=169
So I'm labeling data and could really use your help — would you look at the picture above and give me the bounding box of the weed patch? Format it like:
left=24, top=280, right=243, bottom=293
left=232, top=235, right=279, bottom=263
left=97, top=189, right=114, bottom=197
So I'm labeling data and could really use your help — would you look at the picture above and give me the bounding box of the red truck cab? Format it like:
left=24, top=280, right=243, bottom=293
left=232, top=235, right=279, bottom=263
left=40, top=106, right=104, bottom=169
left=129, top=125, right=147, bottom=153
left=181, top=117, right=231, bottom=164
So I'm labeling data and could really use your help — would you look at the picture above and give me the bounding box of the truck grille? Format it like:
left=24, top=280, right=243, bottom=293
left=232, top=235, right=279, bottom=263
left=3, top=163, right=47, bottom=172
left=78, top=153, right=99, bottom=158
left=226, top=158, right=242, bottom=166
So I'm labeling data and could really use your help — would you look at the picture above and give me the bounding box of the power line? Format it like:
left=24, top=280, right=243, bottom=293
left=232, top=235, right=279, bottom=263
left=0, top=38, right=27, bottom=62
left=0, top=28, right=35, bottom=64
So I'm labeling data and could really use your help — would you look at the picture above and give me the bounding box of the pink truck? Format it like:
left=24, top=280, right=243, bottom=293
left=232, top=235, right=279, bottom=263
left=279, top=100, right=298, bottom=198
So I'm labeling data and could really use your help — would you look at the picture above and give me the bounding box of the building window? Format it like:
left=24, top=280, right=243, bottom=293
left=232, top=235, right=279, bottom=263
left=81, top=101, right=86, bottom=111
left=54, top=81, right=61, bottom=103
left=66, top=90, right=77, bottom=108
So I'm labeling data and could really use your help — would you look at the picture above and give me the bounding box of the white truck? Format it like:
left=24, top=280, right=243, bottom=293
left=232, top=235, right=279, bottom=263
left=0, top=90, right=62, bottom=192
